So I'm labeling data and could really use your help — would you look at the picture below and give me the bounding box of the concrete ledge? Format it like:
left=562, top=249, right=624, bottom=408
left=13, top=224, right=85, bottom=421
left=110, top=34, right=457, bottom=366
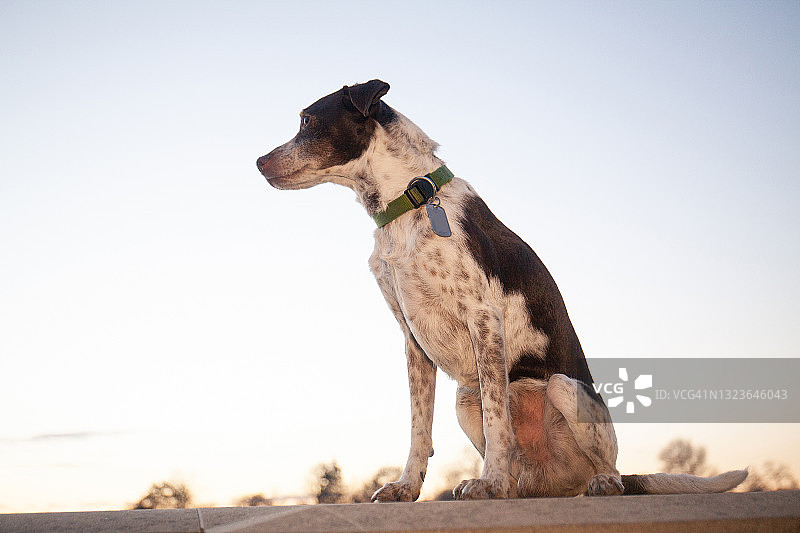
left=1, top=491, right=798, bottom=533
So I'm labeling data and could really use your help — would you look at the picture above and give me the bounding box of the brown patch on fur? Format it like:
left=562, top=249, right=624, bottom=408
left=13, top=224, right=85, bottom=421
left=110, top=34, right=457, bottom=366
left=511, top=389, right=548, bottom=463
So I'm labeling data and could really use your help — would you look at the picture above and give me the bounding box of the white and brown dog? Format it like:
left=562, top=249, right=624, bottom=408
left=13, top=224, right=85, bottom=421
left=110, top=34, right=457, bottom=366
left=256, top=80, right=747, bottom=501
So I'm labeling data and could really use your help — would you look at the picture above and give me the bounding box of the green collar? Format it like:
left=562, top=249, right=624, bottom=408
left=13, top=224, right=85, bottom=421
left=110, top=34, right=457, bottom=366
left=372, top=165, right=454, bottom=228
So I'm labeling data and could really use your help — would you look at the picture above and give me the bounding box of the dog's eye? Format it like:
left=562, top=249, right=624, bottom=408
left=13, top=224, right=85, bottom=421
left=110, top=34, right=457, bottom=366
left=301, top=115, right=310, bottom=128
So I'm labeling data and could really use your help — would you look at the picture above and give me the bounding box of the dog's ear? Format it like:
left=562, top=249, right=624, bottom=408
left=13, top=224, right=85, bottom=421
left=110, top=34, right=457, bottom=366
left=345, top=79, right=390, bottom=117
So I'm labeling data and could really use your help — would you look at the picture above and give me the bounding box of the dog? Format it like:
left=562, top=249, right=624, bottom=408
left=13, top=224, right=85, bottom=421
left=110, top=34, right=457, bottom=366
left=256, top=80, right=747, bottom=501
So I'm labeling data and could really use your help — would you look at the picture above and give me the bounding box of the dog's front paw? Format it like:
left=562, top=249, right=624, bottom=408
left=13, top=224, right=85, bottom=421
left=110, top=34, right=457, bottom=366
left=586, top=473, right=624, bottom=496
left=371, top=480, right=419, bottom=502
left=453, top=477, right=510, bottom=500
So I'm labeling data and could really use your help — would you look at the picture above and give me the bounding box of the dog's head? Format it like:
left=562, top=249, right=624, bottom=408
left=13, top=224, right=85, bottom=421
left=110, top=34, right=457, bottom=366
left=256, top=79, right=393, bottom=190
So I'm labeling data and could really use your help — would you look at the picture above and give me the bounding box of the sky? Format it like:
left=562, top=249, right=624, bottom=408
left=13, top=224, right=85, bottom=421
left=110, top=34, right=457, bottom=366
left=1, top=0, right=799, bottom=513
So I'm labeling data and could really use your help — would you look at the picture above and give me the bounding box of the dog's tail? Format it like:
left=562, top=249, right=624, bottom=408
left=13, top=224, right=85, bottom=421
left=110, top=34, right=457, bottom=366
left=621, top=468, right=748, bottom=495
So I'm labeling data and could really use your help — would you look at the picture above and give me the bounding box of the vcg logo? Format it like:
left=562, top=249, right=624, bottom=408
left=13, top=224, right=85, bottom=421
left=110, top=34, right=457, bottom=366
left=593, top=368, right=653, bottom=413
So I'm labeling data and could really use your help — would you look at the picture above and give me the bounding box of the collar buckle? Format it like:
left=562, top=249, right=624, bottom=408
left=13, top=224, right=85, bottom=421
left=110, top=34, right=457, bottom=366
left=404, top=175, right=439, bottom=208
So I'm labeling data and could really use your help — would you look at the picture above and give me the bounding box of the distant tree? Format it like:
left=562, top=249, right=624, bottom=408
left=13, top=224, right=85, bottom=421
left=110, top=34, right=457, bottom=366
left=744, top=469, right=768, bottom=492
left=132, top=481, right=192, bottom=509
left=350, top=466, right=403, bottom=503
left=234, top=493, right=273, bottom=507
left=742, top=462, right=799, bottom=492
left=658, top=439, right=710, bottom=475
left=313, top=461, right=345, bottom=504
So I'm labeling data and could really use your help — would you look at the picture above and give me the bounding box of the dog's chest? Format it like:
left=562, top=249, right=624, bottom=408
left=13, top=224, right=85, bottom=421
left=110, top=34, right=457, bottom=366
left=369, top=188, right=550, bottom=384
left=369, top=214, right=489, bottom=384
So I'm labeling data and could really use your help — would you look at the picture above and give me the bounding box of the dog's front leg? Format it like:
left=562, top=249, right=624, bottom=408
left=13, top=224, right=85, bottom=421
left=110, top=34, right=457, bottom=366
left=454, top=308, right=514, bottom=500
left=371, top=334, right=436, bottom=502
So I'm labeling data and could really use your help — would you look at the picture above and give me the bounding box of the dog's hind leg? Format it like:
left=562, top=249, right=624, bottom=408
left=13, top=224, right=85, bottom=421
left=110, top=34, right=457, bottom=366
left=455, top=385, right=485, bottom=456
left=545, top=374, right=623, bottom=496
left=371, top=333, right=437, bottom=502
left=506, top=376, right=622, bottom=497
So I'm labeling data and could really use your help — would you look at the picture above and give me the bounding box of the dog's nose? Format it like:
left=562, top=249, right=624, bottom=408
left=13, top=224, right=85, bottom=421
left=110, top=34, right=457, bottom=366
left=256, top=154, right=269, bottom=172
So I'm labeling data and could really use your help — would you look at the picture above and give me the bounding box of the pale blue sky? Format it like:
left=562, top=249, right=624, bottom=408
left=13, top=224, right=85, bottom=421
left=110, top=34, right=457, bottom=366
left=1, top=0, right=798, bottom=512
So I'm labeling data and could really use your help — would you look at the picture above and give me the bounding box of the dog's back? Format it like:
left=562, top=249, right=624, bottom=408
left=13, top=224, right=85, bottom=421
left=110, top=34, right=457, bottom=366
left=459, top=193, right=594, bottom=386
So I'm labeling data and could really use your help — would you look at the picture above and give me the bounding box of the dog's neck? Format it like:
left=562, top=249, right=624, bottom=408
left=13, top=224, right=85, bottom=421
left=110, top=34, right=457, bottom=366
left=351, top=111, right=445, bottom=217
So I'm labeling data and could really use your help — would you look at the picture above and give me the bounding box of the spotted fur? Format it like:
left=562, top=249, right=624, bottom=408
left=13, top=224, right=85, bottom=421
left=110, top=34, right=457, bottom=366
left=256, top=80, right=747, bottom=500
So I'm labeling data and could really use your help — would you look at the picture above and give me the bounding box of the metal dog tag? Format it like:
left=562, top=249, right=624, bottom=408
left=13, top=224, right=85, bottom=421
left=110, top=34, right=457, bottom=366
left=426, top=201, right=452, bottom=237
